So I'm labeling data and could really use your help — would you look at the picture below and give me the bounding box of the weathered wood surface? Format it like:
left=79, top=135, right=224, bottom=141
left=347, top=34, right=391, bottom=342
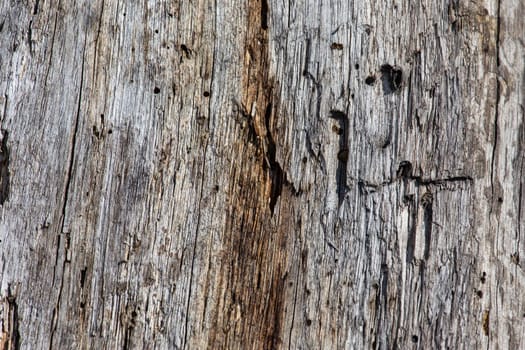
left=0, top=0, right=523, bottom=348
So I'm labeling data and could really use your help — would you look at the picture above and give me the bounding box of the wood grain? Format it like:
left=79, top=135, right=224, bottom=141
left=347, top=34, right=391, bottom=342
left=0, top=0, right=523, bottom=348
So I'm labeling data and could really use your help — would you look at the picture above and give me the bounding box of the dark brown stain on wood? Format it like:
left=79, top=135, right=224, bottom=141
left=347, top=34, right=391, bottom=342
left=0, top=287, right=20, bottom=350
left=208, top=0, right=294, bottom=348
left=482, top=310, right=490, bottom=336
left=239, top=0, right=291, bottom=216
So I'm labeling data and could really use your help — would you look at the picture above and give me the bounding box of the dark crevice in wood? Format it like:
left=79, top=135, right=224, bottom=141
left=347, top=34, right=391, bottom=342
left=379, top=263, right=389, bottom=323
left=80, top=267, right=87, bottom=289
left=325, top=239, right=338, bottom=252
left=233, top=99, right=303, bottom=204
left=447, top=0, right=459, bottom=31
left=303, top=38, right=311, bottom=79
left=490, top=106, right=499, bottom=205
left=92, top=125, right=101, bottom=139
left=328, top=110, right=349, bottom=206
left=51, top=234, right=61, bottom=284
left=397, top=160, right=413, bottom=178
left=180, top=44, right=192, bottom=59
left=233, top=100, right=260, bottom=148
left=60, top=45, right=85, bottom=234
left=0, top=129, right=10, bottom=205
left=265, top=103, right=284, bottom=214
left=413, top=175, right=473, bottom=185
left=364, top=75, right=376, bottom=85
left=422, top=193, right=433, bottom=261
left=122, top=328, right=131, bottom=350
left=50, top=40, right=87, bottom=350
left=380, top=64, right=402, bottom=94
left=260, top=0, right=269, bottom=30
left=490, top=0, right=501, bottom=208
left=183, top=139, right=209, bottom=350
left=33, top=0, right=39, bottom=15
left=303, top=70, right=320, bottom=87
left=3, top=285, right=21, bottom=350
left=396, top=160, right=473, bottom=186
left=27, top=20, right=33, bottom=55
left=328, top=110, right=346, bottom=120
left=264, top=103, right=301, bottom=209
left=406, top=198, right=417, bottom=263
left=358, top=172, right=473, bottom=195
left=406, top=56, right=414, bottom=130
left=122, top=307, right=138, bottom=350
left=518, top=165, right=523, bottom=240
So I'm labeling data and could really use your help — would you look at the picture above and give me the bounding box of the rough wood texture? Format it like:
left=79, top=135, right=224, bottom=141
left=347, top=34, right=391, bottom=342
left=0, top=0, right=523, bottom=349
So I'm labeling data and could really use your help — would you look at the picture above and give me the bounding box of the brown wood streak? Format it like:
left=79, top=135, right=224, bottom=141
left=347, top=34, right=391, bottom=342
left=0, top=289, right=20, bottom=350
left=209, top=0, right=292, bottom=349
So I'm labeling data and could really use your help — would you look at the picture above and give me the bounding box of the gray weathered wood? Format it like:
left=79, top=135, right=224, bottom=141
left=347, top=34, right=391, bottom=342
left=0, top=0, right=523, bottom=348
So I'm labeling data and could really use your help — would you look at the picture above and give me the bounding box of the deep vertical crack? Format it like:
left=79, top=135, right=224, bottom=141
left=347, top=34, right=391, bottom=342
left=183, top=139, right=209, bottom=350
left=0, top=129, right=10, bottom=205
left=422, top=193, right=433, bottom=261
left=60, top=46, right=86, bottom=233
left=27, top=20, right=33, bottom=55
left=265, top=102, right=285, bottom=214
left=3, top=285, right=20, bottom=350
left=0, top=94, right=9, bottom=205
left=490, top=0, right=501, bottom=200
left=328, top=110, right=349, bottom=206
left=50, top=40, right=86, bottom=349
left=33, top=0, right=40, bottom=15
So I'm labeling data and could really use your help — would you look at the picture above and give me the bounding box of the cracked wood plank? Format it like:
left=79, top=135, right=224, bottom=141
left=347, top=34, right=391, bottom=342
left=0, top=0, right=523, bottom=349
